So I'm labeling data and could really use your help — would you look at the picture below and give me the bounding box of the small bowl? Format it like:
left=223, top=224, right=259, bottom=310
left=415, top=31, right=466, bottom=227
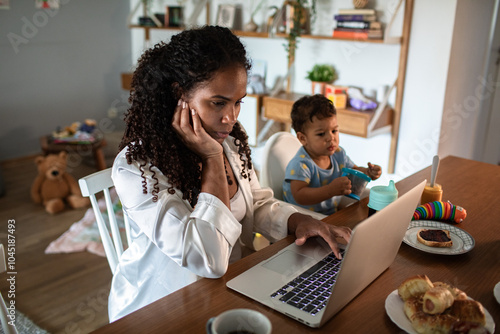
left=341, top=167, right=371, bottom=200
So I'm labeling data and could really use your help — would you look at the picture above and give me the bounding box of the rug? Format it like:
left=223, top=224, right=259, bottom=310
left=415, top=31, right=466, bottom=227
left=45, top=189, right=125, bottom=258
left=0, top=309, right=49, bottom=334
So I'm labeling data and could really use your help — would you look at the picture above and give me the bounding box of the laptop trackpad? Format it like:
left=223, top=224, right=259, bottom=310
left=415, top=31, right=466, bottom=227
left=262, top=250, right=313, bottom=275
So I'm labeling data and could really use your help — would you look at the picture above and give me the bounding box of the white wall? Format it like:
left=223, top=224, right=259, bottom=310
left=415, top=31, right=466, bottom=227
left=394, top=0, right=457, bottom=179
left=129, top=0, right=499, bottom=183
left=438, top=1, right=497, bottom=162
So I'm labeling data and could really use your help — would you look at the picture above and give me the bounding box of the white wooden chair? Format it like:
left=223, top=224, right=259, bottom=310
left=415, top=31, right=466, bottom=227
left=0, top=244, right=18, bottom=334
left=259, top=132, right=327, bottom=220
left=78, top=168, right=131, bottom=274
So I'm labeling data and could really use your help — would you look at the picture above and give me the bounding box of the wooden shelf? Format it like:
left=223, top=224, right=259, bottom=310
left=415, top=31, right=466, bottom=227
left=262, top=92, right=392, bottom=138
left=263, top=92, right=304, bottom=124
left=127, top=25, right=396, bottom=44
left=337, top=107, right=393, bottom=138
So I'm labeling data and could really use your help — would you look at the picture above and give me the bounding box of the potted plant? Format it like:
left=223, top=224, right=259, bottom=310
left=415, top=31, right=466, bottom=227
left=306, top=64, right=338, bottom=95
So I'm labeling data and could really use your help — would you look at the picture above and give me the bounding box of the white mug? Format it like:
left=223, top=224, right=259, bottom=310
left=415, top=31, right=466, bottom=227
left=206, top=308, right=272, bottom=334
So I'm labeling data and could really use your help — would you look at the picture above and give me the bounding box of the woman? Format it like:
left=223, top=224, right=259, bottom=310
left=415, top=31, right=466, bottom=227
left=110, top=25, right=351, bottom=321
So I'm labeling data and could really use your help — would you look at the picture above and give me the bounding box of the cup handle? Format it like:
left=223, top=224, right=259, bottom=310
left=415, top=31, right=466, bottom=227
left=206, top=317, right=215, bottom=334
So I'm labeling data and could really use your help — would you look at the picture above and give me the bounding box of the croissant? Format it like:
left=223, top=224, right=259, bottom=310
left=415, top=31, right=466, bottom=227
left=433, top=282, right=467, bottom=301
left=423, top=286, right=455, bottom=314
left=404, top=297, right=424, bottom=321
left=398, top=275, right=434, bottom=301
left=398, top=276, right=490, bottom=334
left=450, top=320, right=491, bottom=334
left=448, top=299, right=486, bottom=326
left=410, top=312, right=459, bottom=334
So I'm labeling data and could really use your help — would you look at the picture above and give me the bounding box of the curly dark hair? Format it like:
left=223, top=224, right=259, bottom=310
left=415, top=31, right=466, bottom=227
left=119, top=26, right=253, bottom=207
left=291, top=94, right=337, bottom=133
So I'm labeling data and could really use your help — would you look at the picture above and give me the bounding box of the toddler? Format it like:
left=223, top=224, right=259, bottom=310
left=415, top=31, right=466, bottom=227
left=283, top=94, right=382, bottom=215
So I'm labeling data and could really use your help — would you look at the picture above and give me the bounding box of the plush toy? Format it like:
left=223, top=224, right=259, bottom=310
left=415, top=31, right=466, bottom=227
left=413, top=201, right=467, bottom=224
left=30, top=151, right=90, bottom=214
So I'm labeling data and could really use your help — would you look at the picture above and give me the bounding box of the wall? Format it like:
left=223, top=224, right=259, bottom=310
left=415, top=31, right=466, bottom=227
left=397, top=0, right=497, bottom=179
left=394, top=0, right=456, bottom=179
left=129, top=0, right=498, bottom=182
left=439, top=0, right=498, bottom=163
left=477, top=0, right=500, bottom=165
left=0, top=0, right=132, bottom=161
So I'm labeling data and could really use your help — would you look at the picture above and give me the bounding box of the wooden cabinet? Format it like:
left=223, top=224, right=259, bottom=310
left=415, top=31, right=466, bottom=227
left=263, top=92, right=394, bottom=138
left=263, top=92, right=304, bottom=128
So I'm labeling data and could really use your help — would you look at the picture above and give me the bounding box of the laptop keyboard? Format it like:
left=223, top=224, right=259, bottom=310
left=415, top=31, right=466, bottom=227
left=270, top=251, right=344, bottom=315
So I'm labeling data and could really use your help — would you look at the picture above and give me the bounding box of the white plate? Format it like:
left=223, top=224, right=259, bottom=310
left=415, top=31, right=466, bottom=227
left=385, top=290, right=496, bottom=333
left=403, top=220, right=475, bottom=255
left=494, top=282, right=500, bottom=304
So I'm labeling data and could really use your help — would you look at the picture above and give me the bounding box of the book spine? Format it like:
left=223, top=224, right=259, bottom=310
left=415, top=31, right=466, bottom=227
left=336, top=21, right=370, bottom=29
left=334, top=14, right=375, bottom=21
left=332, top=29, right=369, bottom=40
left=337, top=9, right=376, bottom=15
left=334, top=28, right=369, bottom=33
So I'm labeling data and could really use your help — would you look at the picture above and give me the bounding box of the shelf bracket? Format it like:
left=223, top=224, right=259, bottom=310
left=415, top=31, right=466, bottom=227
left=268, top=60, right=295, bottom=97
left=383, top=0, right=404, bottom=44
left=367, top=78, right=397, bottom=135
left=185, top=0, right=210, bottom=27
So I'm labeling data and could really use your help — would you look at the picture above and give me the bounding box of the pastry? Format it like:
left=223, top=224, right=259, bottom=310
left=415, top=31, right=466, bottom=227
left=450, top=320, right=491, bottom=334
left=404, top=296, right=423, bottom=320
left=410, top=312, right=459, bottom=334
left=398, top=275, right=434, bottom=301
left=448, top=299, right=486, bottom=326
left=433, top=282, right=468, bottom=300
left=397, top=276, right=489, bottom=334
left=422, top=286, right=454, bottom=314
left=417, top=229, right=453, bottom=248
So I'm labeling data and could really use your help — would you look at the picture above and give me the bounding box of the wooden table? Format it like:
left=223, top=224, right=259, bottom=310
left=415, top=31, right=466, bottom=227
left=93, top=156, right=500, bottom=333
left=40, top=135, right=107, bottom=171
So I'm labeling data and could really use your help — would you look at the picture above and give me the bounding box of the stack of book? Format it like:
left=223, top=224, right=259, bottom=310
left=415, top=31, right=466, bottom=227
left=333, top=8, right=383, bottom=40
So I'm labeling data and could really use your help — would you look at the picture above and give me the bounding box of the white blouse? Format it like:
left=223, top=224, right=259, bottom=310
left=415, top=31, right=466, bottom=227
left=108, top=137, right=297, bottom=322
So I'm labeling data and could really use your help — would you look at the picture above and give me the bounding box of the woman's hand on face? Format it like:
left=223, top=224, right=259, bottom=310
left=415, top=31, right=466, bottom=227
left=172, top=99, right=223, bottom=160
left=288, top=213, right=351, bottom=259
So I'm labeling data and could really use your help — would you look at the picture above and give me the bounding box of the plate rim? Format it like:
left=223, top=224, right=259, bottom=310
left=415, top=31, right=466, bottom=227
left=385, top=290, right=416, bottom=334
left=385, top=289, right=496, bottom=333
left=403, top=220, right=475, bottom=255
left=494, top=282, right=500, bottom=305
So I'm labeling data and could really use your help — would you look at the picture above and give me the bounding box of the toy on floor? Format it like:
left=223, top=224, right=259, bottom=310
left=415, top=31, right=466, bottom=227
left=413, top=201, right=467, bottom=223
left=51, top=119, right=97, bottom=143
left=31, top=151, right=90, bottom=214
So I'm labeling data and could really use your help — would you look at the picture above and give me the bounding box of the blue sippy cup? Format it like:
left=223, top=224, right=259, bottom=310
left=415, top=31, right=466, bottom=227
left=367, top=180, right=398, bottom=216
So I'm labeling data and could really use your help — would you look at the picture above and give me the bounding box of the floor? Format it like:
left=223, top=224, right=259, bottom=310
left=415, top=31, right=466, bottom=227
left=0, top=154, right=116, bottom=333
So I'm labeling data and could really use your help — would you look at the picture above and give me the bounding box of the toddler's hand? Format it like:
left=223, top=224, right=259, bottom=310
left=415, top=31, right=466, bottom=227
left=367, top=162, right=382, bottom=180
left=329, top=176, right=352, bottom=196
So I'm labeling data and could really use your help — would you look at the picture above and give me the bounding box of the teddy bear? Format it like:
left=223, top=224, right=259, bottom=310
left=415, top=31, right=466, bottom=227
left=30, top=151, right=90, bottom=214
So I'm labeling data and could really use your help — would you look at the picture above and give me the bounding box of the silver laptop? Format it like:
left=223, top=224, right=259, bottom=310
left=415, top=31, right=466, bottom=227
left=227, top=180, right=426, bottom=328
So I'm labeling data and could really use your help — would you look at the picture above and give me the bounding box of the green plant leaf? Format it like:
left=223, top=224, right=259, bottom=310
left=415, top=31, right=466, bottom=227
left=306, top=64, right=338, bottom=83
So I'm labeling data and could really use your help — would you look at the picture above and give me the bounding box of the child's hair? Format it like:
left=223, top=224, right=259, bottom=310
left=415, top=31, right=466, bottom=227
left=291, top=94, right=336, bottom=133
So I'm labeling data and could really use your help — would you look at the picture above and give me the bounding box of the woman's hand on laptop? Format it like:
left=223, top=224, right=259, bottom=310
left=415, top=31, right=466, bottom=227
left=288, top=213, right=352, bottom=259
